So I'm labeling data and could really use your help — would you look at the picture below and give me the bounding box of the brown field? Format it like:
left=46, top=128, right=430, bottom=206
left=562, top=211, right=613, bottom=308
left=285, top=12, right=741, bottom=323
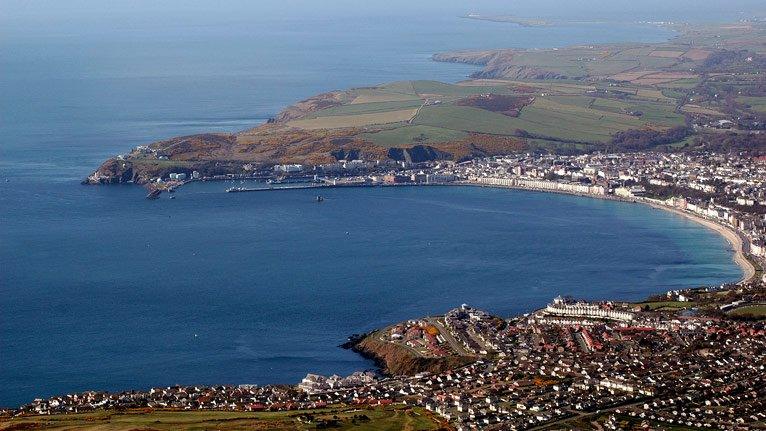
left=609, top=70, right=697, bottom=85
left=634, top=72, right=698, bottom=85
left=287, top=108, right=418, bottom=130
left=635, top=88, right=673, bottom=101
left=456, top=79, right=512, bottom=86
left=649, top=50, right=684, bottom=58
left=609, top=71, right=657, bottom=82
left=681, top=104, right=726, bottom=116
left=683, top=48, right=712, bottom=61
left=350, top=90, right=420, bottom=104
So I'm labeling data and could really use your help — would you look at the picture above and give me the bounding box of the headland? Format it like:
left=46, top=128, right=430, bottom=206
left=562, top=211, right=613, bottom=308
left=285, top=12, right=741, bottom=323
left=83, top=20, right=766, bottom=188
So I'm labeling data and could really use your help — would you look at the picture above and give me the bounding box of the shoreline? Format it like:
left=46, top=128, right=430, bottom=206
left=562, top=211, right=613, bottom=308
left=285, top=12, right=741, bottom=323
left=643, top=201, right=756, bottom=285
left=4, top=181, right=758, bottom=410
left=457, top=181, right=757, bottom=285
left=215, top=178, right=757, bottom=285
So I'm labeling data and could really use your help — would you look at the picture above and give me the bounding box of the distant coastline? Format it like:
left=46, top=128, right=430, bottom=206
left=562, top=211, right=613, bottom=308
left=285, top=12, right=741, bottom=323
left=462, top=14, right=552, bottom=27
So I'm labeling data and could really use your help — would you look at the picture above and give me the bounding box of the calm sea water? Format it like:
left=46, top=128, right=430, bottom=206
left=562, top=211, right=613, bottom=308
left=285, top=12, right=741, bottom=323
left=0, top=2, right=753, bottom=406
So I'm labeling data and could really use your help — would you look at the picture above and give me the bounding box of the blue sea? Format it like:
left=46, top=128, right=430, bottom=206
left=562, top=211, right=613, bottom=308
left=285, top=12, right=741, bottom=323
left=0, top=0, right=756, bottom=407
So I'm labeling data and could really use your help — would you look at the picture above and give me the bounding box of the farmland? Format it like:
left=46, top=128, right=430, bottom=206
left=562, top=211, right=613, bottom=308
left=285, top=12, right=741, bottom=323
left=287, top=79, right=685, bottom=146
left=85, top=20, right=766, bottom=184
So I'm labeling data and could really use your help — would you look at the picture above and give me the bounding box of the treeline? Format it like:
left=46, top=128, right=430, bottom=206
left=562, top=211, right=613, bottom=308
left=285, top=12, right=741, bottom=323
left=701, top=50, right=766, bottom=74
left=641, top=182, right=713, bottom=201
left=694, top=132, right=766, bottom=154
left=606, top=126, right=692, bottom=152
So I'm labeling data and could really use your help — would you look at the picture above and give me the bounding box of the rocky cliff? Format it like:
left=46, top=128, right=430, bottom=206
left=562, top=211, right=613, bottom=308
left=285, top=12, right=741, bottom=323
left=349, top=333, right=475, bottom=376
left=433, top=50, right=568, bottom=80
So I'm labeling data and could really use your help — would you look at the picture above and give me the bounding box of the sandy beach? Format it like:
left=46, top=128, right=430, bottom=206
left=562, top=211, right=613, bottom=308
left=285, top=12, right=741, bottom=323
left=464, top=181, right=757, bottom=284
left=644, top=202, right=757, bottom=284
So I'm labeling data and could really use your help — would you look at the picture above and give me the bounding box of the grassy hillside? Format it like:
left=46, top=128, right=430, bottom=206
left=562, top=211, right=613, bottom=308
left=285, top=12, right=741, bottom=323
left=287, top=79, right=687, bottom=147
left=86, top=22, right=766, bottom=184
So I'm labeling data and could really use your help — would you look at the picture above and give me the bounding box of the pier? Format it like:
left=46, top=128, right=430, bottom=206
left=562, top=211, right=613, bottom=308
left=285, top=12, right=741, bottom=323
left=225, top=183, right=450, bottom=193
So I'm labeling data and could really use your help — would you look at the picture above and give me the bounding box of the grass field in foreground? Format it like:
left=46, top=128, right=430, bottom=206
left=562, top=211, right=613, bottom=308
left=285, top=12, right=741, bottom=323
left=635, top=301, right=697, bottom=310
left=728, top=305, right=766, bottom=318
left=0, top=406, right=443, bottom=431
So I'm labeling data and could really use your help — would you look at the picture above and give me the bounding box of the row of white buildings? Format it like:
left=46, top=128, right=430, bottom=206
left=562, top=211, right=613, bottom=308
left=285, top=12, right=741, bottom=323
left=471, top=177, right=606, bottom=197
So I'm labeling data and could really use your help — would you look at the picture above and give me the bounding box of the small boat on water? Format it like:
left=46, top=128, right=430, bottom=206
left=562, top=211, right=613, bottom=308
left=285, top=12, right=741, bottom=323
left=316, top=195, right=324, bottom=202
left=146, top=189, right=162, bottom=200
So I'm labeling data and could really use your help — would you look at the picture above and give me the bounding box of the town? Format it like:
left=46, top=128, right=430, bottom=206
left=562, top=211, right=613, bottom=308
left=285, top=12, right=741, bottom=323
left=23, top=150, right=765, bottom=430
left=6, top=288, right=764, bottom=430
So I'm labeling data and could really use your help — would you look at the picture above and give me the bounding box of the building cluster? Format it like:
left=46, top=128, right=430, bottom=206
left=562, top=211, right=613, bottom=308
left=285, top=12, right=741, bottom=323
left=17, top=150, right=766, bottom=429
left=11, top=294, right=766, bottom=430
left=298, top=371, right=377, bottom=394
left=443, top=305, right=504, bottom=356
left=383, top=319, right=450, bottom=357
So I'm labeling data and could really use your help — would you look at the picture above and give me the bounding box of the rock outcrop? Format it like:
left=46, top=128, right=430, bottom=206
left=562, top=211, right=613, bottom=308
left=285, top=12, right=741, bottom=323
left=83, top=158, right=136, bottom=184
left=433, top=50, right=568, bottom=80
left=349, top=333, right=475, bottom=376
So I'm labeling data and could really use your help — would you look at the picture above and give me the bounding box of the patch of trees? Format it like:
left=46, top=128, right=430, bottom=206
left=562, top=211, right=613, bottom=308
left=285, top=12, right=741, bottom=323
left=641, top=182, right=713, bottom=201
left=607, top=126, right=692, bottom=152
left=693, top=132, right=766, bottom=154
left=701, top=50, right=766, bottom=73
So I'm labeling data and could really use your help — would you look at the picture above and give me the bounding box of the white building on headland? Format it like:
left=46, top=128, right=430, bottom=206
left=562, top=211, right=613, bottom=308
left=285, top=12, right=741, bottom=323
left=273, top=164, right=304, bottom=173
left=544, top=296, right=634, bottom=322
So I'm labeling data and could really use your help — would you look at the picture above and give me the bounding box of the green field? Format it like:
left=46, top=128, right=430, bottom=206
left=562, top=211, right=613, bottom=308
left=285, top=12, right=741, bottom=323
left=362, top=124, right=469, bottom=147
left=302, top=99, right=423, bottom=118
left=412, top=98, right=642, bottom=143
left=739, top=96, right=766, bottom=113
left=728, top=305, right=766, bottom=318
left=636, top=301, right=697, bottom=310
left=284, top=79, right=687, bottom=147
left=0, top=406, right=443, bottom=431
